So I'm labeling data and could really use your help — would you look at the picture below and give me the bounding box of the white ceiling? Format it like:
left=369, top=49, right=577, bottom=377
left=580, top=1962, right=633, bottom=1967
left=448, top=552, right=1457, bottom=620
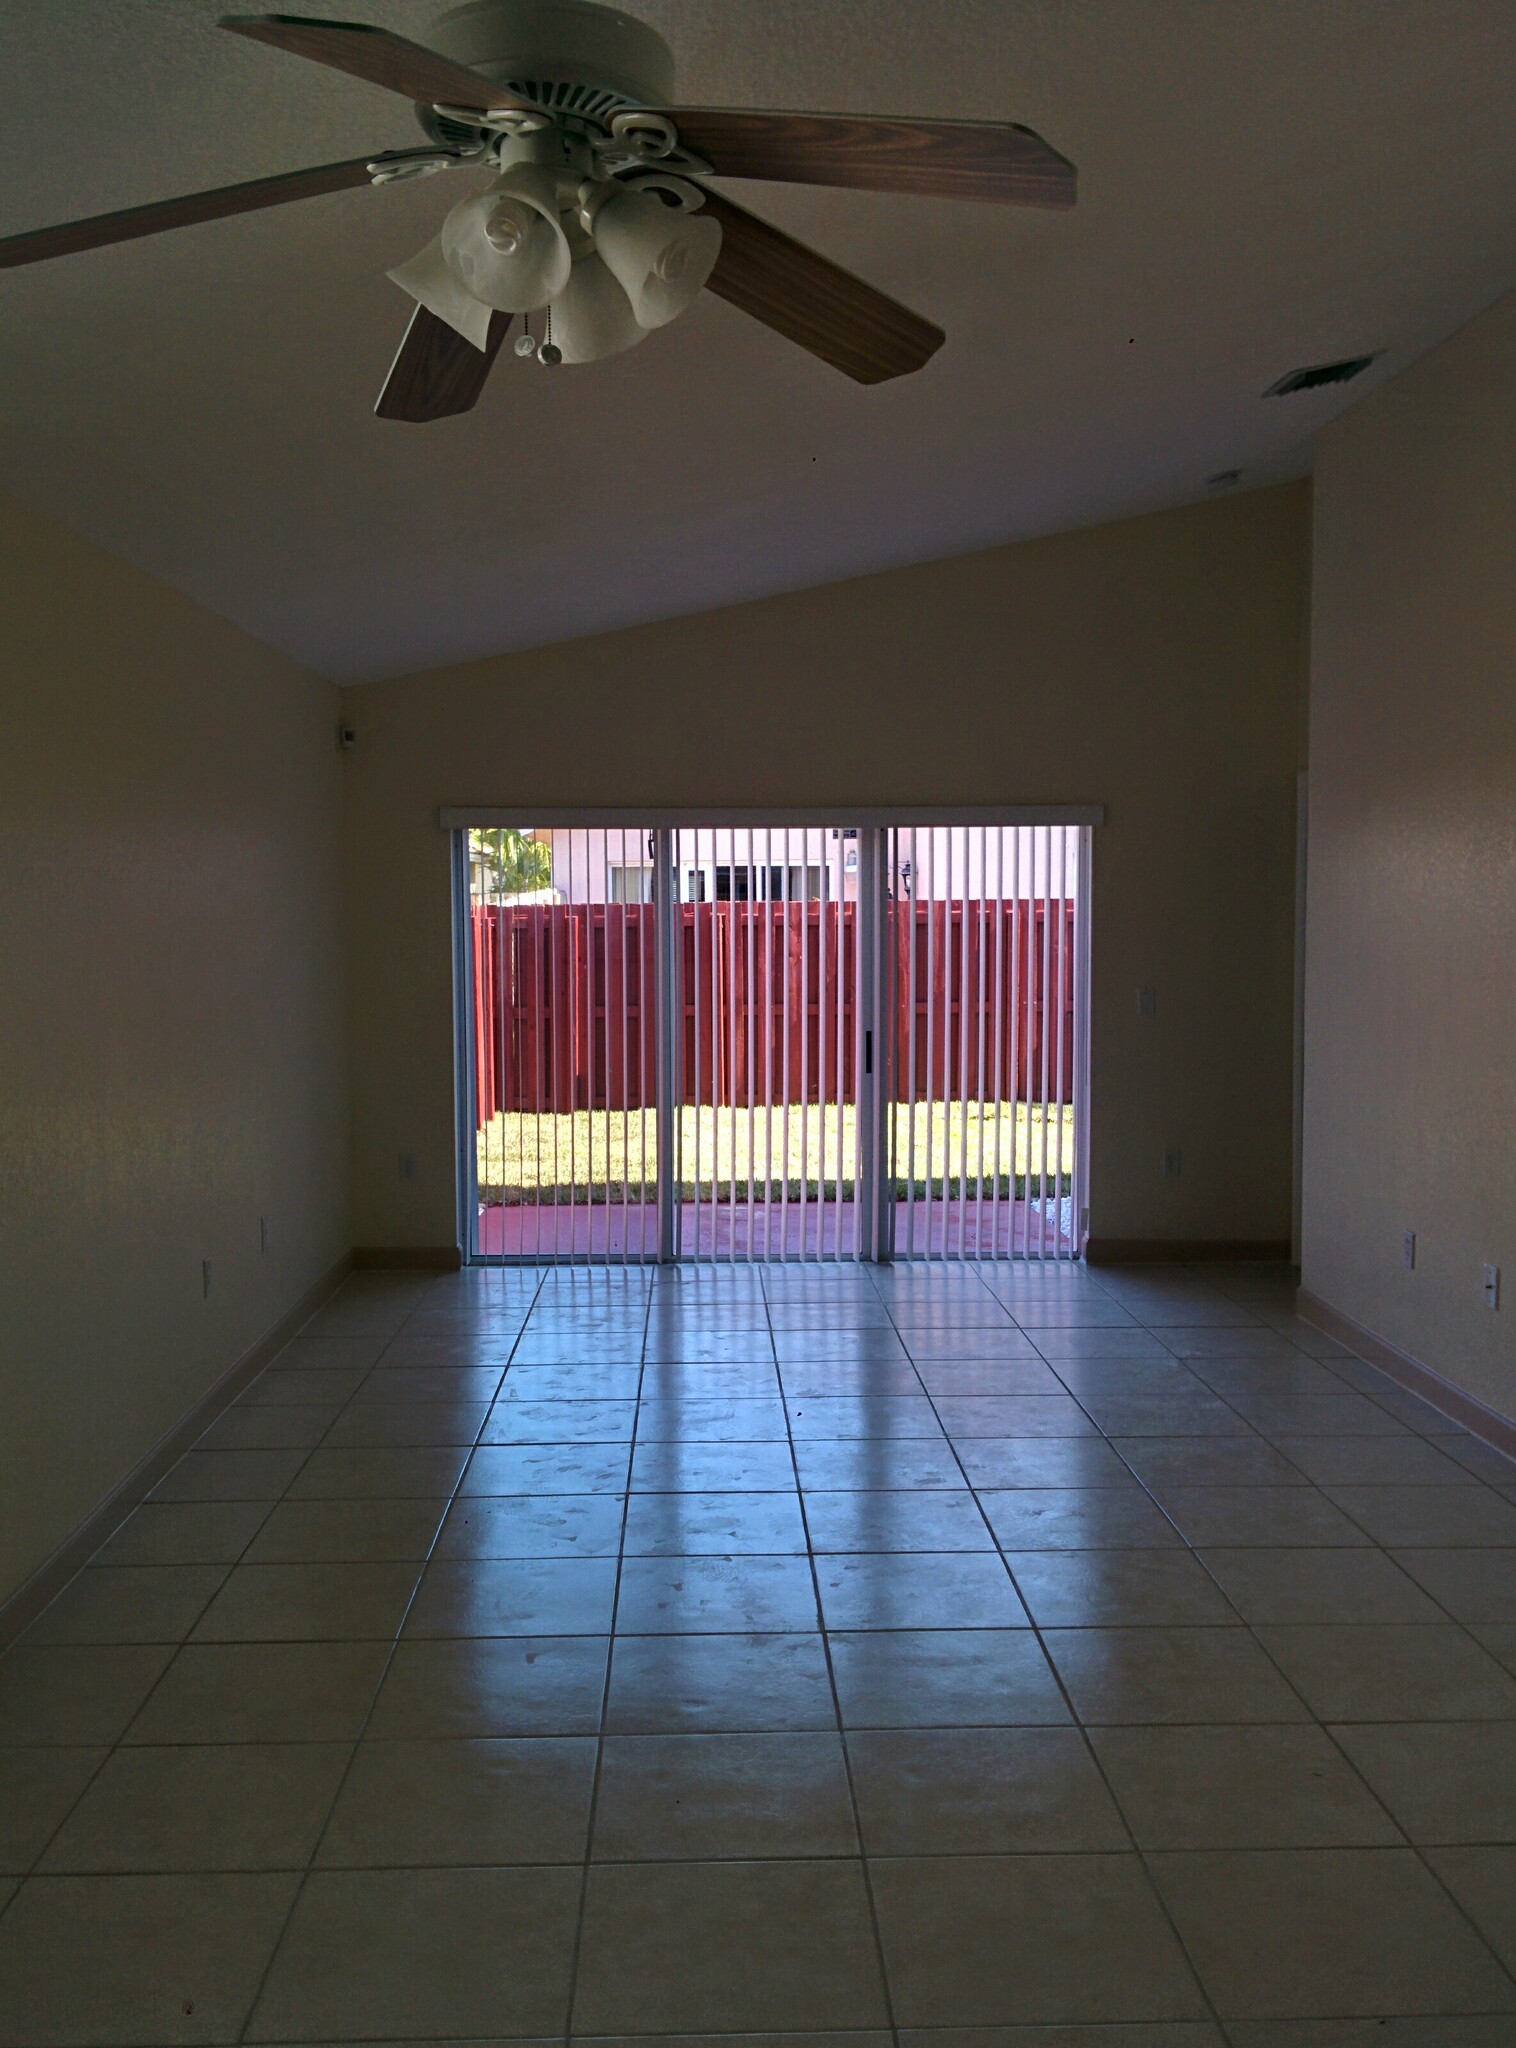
left=2, top=0, right=1514, bottom=682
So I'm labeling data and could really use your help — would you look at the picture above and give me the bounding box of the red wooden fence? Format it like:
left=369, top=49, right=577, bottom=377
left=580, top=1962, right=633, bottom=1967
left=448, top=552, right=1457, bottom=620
left=471, top=901, right=1076, bottom=1127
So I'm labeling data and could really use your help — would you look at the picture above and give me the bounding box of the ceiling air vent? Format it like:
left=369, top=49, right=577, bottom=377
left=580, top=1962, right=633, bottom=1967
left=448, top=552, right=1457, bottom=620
left=1266, top=355, right=1378, bottom=396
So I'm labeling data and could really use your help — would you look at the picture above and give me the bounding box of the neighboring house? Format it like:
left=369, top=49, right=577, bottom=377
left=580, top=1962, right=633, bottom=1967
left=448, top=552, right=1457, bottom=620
left=483, top=825, right=1078, bottom=906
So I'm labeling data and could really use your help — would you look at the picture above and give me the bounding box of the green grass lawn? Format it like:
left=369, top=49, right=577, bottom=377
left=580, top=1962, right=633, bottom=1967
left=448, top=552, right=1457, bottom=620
left=478, top=1100, right=1075, bottom=1204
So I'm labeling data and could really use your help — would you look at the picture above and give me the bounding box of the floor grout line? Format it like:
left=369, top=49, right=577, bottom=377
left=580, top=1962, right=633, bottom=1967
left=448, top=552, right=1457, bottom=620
left=560, top=1280, right=651, bottom=2046
left=775, top=1274, right=903, bottom=2048
left=0, top=1290, right=453, bottom=1912
left=229, top=1265, right=547, bottom=2044
left=1110, top=1287, right=1516, bottom=2004
left=4, top=1259, right=1516, bottom=2033
left=873, top=1268, right=1235, bottom=2041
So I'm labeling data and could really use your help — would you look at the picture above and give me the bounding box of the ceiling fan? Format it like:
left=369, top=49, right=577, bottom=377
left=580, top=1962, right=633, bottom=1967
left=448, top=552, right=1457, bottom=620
left=0, top=1, right=1077, bottom=422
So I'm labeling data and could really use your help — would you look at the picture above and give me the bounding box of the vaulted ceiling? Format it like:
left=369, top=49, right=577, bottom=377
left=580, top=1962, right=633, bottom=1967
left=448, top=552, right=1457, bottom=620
left=2, top=1, right=1514, bottom=680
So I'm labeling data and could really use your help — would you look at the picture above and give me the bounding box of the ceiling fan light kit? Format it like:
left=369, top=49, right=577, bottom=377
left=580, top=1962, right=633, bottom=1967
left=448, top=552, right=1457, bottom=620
left=587, top=180, right=722, bottom=327
left=0, top=0, right=1077, bottom=419
left=389, top=130, right=722, bottom=360
left=387, top=234, right=496, bottom=349
left=548, top=248, right=646, bottom=361
left=437, top=163, right=575, bottom=312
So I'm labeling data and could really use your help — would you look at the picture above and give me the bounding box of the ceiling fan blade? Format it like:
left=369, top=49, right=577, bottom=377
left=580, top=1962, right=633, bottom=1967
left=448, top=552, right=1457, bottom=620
left=695, top=187, right=943, bottom=384
left=669, top=109, right=1075, bottom=207
left=221, top=14, right=536, bottom=115
left=0, top=152, right=436, bottom=269
left=375, top=304, right=512, bottom=423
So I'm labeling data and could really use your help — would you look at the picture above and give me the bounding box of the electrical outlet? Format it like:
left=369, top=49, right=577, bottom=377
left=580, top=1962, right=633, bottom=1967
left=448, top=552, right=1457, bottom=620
left=1162, top=1148, right=1182, bottom=1179
left=1137, top=987, right=1157, bottom=1018
left=398, top=1154, right=417, bottom=1183
left=260, top=1215, right=270, bottom=1255
left=1484, top=1264, right=1501, bottom=1310
left=201, top=1259, right=213, bottom=1298
left=1402, top=1230, right=1416, bottom=1270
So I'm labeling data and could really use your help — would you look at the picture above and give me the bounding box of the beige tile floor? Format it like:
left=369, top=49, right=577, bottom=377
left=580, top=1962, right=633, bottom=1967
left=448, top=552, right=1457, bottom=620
left=2, top=1259, right=1516, bottom=2045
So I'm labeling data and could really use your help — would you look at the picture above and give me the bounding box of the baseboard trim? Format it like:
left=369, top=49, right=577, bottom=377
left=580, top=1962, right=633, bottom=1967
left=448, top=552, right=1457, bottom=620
left=0, top=1250, right=352, bottom=1653
left=1296, top=1288, right=1516, bottom=1462
left=353, top=1245, right=462, bottom=1271
left=1086, top=1238, right=1293, bottom=1265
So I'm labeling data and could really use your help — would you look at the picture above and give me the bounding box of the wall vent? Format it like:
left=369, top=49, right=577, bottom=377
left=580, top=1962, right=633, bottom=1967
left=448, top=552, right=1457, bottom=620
left=1266, top=355, right=1378, bottom=396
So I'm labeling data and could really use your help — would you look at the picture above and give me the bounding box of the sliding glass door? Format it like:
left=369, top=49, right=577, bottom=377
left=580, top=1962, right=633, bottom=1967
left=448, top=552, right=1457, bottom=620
left=668, top=825, right=873, bottom=1261
left=886, top=823, right=1087, bottom=1259
left=455, top=816, right=1090, bottom=1265
left=463, top=825, right=658, bottom=1260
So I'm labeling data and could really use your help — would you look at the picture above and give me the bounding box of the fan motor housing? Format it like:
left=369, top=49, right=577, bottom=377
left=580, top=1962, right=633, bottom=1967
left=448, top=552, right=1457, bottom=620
left=420, top=0, right=675, bottom=142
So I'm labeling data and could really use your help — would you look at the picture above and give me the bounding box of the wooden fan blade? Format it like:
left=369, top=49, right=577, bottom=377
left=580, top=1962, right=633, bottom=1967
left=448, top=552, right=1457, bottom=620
left=375, top=304, right=512, bottom=422
left=0, top=154, right=414, bottom=269
left=222, top=14, right=536, bottom=114
left=696, top=187, right=943, bottom=384
left=669, top=108, right=1075, bottom=207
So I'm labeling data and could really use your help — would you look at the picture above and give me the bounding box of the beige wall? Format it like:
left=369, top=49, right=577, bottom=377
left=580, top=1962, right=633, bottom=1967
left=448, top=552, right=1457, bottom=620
left=343, top=482, right=1309, bottom=1253
left=0, top=493, right=350, bottom=1609
left=1303, top=292, right=1516, bottom=1416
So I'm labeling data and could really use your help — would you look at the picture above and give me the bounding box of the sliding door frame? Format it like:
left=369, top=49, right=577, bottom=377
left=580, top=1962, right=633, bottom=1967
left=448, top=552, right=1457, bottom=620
left=450, top=829, right=481, bottom=1252
left=446, top=808, right=1104, bottom=832
left=652, top=826, right=680, bottom=1263
left=854, top=826, right=891, bottom=1263
left=446, top=805, right=1103, bottom=1265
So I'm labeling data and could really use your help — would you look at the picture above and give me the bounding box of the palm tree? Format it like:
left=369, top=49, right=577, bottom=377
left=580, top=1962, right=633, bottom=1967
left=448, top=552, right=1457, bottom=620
left=471, top=827, right=552, bottom=896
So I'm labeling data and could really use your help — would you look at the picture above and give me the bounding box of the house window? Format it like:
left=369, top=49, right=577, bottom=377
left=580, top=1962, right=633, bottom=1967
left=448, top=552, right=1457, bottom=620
left=609, top=864, right=654, bottom=903
left=687, top=864, right=826, bottom=901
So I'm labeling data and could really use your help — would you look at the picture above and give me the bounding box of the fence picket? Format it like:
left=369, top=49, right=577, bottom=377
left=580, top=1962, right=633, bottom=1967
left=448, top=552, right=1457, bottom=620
left=471, top=899, right=1075, bottom=1122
